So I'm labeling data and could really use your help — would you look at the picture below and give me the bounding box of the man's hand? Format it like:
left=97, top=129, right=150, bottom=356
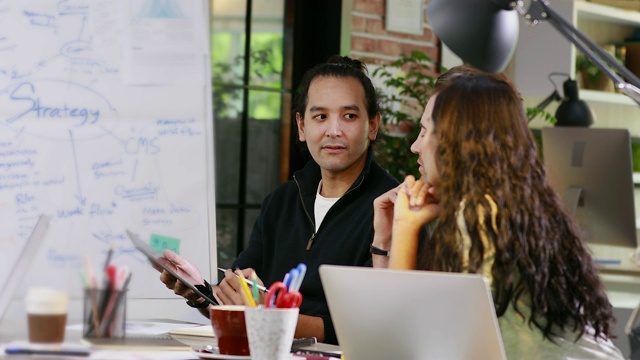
left=373, top=183, right=402, bottom=249
left=153, top=249, right=205, bottom=304
left=214, top=268, right=266, bottom=306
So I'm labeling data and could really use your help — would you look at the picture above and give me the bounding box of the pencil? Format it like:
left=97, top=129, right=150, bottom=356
left=251, top=270, right=259, bottom=304
left=235, top=270, right=256, bottom=307
left=83, top=255, right=101, bottom=337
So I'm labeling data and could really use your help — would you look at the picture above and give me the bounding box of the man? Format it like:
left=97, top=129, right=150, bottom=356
left=155, top=55, right=398, bottom=344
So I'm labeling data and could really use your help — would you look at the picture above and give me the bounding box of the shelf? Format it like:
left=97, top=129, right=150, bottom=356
left=581, top=89, right=638, bottom=105
left=576, top=1, right=640, bottom=26
left=514, top=0, right=640, bottom=106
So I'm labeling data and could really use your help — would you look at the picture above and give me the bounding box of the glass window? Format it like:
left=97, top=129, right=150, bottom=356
left=210, top=0, right=286, bottom=265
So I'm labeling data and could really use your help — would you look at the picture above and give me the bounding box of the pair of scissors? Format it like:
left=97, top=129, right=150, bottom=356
left=265, top=281, right=302, bottom=308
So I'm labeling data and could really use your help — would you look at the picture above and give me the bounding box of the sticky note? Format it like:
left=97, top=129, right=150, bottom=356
left=149, top=234, right=180, bottom=254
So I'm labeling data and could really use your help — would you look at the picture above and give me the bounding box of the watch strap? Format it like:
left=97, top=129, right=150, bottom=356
left=370, top=244, right=390, bottom=257
left=186, top=280, right=213, bottom=308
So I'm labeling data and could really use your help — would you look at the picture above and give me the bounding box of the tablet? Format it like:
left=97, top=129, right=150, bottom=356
left=126, top=229, right=219, bottom=306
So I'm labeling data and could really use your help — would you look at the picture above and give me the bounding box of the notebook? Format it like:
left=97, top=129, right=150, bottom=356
left=0, top=214, right=51, bottom=321
left=319, top=265, right=507, bottom=360
left=168, top=324, right=215, bottom=348
left=81, top=319, right=194, bottom=350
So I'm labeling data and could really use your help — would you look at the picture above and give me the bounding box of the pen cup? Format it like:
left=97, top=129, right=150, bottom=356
left=83, top=288, right=127, bottom=338
left=245, top=306, right=299, bottom=360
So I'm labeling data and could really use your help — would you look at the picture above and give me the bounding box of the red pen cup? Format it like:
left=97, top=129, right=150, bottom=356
left=210, top=305, right=250, bottom=356
left=244, top=306, right=299, bottom=360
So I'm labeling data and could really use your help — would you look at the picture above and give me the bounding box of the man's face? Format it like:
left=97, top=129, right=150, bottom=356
left=296, top=76, right=380, bottom=176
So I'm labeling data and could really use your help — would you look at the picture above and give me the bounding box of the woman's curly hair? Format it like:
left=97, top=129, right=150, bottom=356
left=418, top=66, right=614, bottom=342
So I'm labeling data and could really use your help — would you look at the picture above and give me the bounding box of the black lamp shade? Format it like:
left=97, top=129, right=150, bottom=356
left=555, top=80, right=594, bottom=127
left=426, top=0, right=519, bottom=73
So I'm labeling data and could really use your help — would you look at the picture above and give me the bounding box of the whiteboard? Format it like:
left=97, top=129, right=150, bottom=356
left=0, top=0, right=216, bottom=304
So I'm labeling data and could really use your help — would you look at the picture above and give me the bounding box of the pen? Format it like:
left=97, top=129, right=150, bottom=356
left=103, top=244, right=114, bottom=271
left=291, top=263, right=307, bottom=292
left=292, top=349, right=342, bottom=358
left=217, top=267, right=268, bottom=292
left=5, top=347, right=90, bottom=357
left=594, top=259, right=622, bottom=265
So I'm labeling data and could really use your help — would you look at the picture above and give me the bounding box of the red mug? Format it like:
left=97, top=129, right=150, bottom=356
left=210, top=305, right=249, bottom=356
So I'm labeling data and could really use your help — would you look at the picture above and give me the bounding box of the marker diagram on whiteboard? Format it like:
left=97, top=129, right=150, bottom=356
left=0, top=0, right=214, bottom=299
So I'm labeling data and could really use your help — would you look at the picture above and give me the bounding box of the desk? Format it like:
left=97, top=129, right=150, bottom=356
left=592, top=246, right=640, bottom=358
left=0, top=318, right=195, bottom=360
left=0, top=318, right=341, bottom=360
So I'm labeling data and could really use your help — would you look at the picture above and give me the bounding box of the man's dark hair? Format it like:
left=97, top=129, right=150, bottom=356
left=293, top=55, right=380, bottom=119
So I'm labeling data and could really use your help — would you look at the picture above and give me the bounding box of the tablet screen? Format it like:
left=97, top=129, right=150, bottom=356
left=126, top=229, right=218, bottom=306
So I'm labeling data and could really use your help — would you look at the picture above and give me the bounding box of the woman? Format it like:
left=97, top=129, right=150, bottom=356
left=373, top=66, right=624, bottom=359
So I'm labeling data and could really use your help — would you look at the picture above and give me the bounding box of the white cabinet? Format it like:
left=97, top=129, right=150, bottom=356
left=513, top=0, right=640, bottom=106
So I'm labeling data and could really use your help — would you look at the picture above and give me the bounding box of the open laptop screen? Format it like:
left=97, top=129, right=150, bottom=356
left=0, top=215, right=51, bottom=321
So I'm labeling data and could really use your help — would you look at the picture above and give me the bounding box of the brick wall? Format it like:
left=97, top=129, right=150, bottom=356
left=348, top=0, right=439, bottom=69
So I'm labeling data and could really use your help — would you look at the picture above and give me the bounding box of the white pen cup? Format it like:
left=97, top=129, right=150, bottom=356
left=245, top=306, right=299, bottom=360
left=25, top=287, right=69, bottom=343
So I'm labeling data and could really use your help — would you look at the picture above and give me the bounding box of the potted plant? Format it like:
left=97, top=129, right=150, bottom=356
left=372, top=50, right=437, bottom=180
left=372, top=51, right=555, bottom=180
left=575, top=53, right=614, bottom=92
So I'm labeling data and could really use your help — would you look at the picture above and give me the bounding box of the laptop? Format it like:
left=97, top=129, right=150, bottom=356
left=0, top=214, right=51, bottom=321
left=319, top=265, right=507, bottom=360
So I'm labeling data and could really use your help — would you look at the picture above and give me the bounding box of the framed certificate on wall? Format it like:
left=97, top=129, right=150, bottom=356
left=385, top=0, right=424, bottom=35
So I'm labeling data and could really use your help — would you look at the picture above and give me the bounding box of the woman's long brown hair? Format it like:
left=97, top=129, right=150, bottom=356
left=418, top=66, right=614, bottom=341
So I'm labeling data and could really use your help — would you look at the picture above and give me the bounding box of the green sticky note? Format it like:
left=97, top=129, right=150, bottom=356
left=149, top=234, right=180, bottom=254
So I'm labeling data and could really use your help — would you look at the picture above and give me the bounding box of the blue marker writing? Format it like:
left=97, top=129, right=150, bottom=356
left=6, top=82, right=101, bottom=125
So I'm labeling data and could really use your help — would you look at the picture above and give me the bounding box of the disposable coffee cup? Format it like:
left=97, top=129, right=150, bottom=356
left=25, top=287, right=69, bottom=343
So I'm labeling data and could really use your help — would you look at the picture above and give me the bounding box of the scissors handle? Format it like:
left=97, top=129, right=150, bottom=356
left=265, top=281, right=286, bottom=308
left=265, top=282, right=303, bottom=308
left=275, top=291, right=302, bottom=308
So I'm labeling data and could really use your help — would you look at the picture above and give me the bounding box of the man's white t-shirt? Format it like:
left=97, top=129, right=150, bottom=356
left=314, top=180, right=340, bottom=232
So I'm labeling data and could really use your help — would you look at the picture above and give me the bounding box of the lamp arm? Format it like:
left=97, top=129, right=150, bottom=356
left=539, top=1, right=640, bottom=86
left=526, top=0, right=640, bottom=105
left=527, top=89, right=561, bottom=122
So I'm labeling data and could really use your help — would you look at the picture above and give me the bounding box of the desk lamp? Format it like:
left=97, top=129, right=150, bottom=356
left=555, top=79, right=593, bottom=127
left=426, top=0, right=640, bottom=107
left=528, top=74, right=594, bottom=127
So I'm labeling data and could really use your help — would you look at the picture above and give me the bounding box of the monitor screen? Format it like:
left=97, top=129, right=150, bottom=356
left=542, top=127, right=637, bottom=248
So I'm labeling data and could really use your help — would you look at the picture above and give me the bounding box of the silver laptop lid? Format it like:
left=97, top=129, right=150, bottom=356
left=320, top=265, right=506, bottom=360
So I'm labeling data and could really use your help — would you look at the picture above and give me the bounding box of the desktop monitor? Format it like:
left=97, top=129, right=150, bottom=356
left=542, top=127, right=637, bottom=248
